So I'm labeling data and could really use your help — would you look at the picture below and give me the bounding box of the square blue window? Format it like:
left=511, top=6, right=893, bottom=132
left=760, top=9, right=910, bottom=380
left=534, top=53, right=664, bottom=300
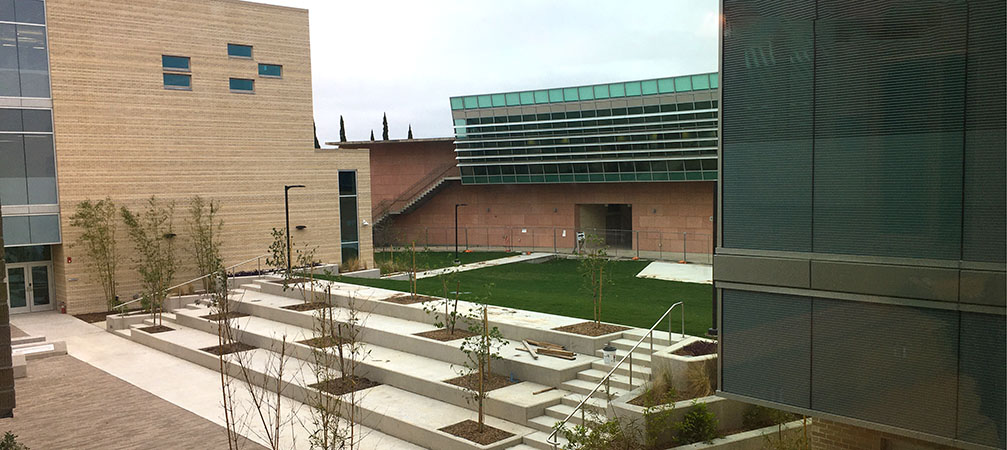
left=547, top=89, right=563, bottom=103
left=520, top=91, right=536, bottom=105
left=674, top=76, right=692, bottom=92
left=593, top=85, right=609, bottom=99
left=161, top=55, right=190, bottom=72
left=229, top=78, right=254, bottom=92
left=535, top=90, right=551, bottom=104
left=563, top=88, right=578, bottom=101
left=641, top=80, right=658, bottom=95
left=692, top=74, right=710, bottom=90
left=491, top=94, right=505, bottom=107
left=227, top=43, right=253, bottom=58
left=258, top=63, right=282, bottom=78
left=625, top=81, right=642, bottom=96
left=477, top=95, right=492, bottom=108
left=710, top=73, right=719, bottom=89
left=578, top=86, right=594, bottom=100
left=163, top=73, right=191, bottom=90
left=608, top=83, right=625, bottom=97
left=463, top=96, right=478, bottom=108
left=658, top=78, right=675, bottom=93
left=505, top=92, right=520, bottom=106
left=450, top=97, right=464, bottom=110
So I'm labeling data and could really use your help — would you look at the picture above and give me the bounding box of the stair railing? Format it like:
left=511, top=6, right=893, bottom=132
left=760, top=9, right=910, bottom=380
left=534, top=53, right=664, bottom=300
left=372, top=164, right=460, bottom=222
left=114, top=253, right=271, bottom=313
left=547, top=301, right=686, bottom=449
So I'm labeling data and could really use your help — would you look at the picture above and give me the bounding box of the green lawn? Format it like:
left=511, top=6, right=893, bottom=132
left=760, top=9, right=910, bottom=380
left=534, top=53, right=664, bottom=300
left=374, top=250, right=512, bottom=273
left=325, top=258, right=714, bottom=336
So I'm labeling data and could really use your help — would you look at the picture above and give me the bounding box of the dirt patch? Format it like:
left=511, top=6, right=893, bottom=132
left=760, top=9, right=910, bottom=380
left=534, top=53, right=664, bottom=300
left=266, top=277, right=313, bottom=286
left=200, top=342, right=257, bottom=355
left=444, top=372, right=516, bottom=392
left=629, top=388, right=692, bottom=407
left=309, top=376, right=381, bottom=396
left=382, top=294, right=438, bottom=305
left=281, top=302, right=330, bottom=312
left=553, top=321, right=630, bottom=337
left=673, top=340, right=718, bottom=357
left=439, top=419, right=514, bottom=445
left=200, top=311, right=249, bottom=321
left=138, top=325, right=174, bottom=334
left=297, top=336, right=350, bottom=348
left=73, top=310, right=141, bottom=323
left=414, top=328, right=477, bottom=342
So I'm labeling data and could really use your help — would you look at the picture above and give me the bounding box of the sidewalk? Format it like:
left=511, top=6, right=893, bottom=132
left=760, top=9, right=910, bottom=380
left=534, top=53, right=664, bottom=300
left=384, top=251, right=555, bottom=280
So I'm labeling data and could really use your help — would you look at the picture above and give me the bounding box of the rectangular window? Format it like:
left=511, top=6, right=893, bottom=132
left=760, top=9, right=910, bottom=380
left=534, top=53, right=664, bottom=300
left=13, top=0, right=45, bottom=25
left=0, top=24, right=19, bottom=97
left=258, top=63, right=282, bottom=78
left=227, top=43, right=253, bottom=58
left=163, top=73, right=191, bottom=90
left=338, top=170, right=359, bottom=266
left=338, top=170, right=356, bottom=195
left=16, top=25, right=48, bottom=98
left=161, top=55, right=190, bottom=72
left=450, top=97, right=464, bottom=110
left=229, top=78, right=253, bottom=93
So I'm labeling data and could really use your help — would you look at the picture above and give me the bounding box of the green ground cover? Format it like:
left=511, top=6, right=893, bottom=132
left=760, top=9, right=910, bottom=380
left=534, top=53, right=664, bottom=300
left=325, top=257, right=714, bottom=336
left=374, top=250, right=512, bottom=274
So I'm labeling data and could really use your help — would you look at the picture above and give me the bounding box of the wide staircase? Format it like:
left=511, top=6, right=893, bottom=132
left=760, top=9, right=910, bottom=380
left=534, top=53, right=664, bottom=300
left=372, top=164, right=461, bottom=226
left=110, top=277, right=683, bottom=450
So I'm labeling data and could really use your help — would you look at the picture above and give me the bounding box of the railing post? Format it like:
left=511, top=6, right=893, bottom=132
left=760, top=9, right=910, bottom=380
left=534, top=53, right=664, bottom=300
left=465, top=227, right=469, bottom=250
left=649, top=330, right=654, bottom=353
left=629, top=353, right=633, bottom=387
left=553, top=227, right=557, bottom=254
left=425, top=227, right=429, bottom=249
left=682, top=232, right=687, bottom=262
left=635, top=230, right=640, bottom=258
left=681, top=304, right=686, bottom=340
left=659, top=231, right=663, bottom=261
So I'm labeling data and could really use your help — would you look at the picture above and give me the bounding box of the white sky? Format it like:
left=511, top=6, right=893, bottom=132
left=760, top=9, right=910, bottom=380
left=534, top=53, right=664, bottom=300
left=245, top=1, right=719, bottom=143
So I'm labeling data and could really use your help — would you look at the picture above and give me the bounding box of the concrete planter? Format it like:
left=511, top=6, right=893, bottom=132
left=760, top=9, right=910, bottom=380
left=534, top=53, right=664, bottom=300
left=611, top=384, right=749, bottom=449
left=106, top=311, right=152, bottom=330
left=340, top=268, right=381, bottom=279
left=652, top=336, right=717, bottom=395
left=669, top=419, right=807, bottom=449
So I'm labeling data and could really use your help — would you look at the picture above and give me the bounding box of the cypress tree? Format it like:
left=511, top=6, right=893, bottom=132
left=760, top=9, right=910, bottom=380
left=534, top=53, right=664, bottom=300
left=313, top=122, right=321, bottom=149
left=407, top=124, right=413, bottom=139
left=370, top=130, right=375, bottom=141
left=339, top=116, right=347, bottom=142
left=382, top=113, right=389, bottom=140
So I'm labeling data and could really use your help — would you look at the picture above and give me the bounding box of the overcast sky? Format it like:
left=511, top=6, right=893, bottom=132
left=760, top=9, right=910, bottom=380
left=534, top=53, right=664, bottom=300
left=246, top=1, right=719, bottom=143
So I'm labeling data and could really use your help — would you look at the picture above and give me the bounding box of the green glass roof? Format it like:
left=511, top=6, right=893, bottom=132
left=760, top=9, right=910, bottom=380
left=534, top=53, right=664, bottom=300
left=449, top=72, right=718, bottom=111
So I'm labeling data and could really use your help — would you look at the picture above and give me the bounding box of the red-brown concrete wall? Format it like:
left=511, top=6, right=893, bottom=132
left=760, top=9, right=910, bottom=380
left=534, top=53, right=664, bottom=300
left=342, top=140, right=457, bottom=207
left=382, top=180, right=715, bottom=256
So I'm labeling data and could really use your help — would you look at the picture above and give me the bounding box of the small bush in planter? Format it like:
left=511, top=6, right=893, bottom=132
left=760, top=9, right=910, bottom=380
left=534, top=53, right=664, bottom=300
left=742, top=404, right=798, bottom=429
left=674, top=402, right=719, bottom=444
left=1, top=431, right=29, bottom=450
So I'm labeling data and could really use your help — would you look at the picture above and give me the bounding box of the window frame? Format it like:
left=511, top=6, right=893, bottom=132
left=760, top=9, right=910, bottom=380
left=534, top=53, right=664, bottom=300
left=257, top=63, right=282, bottom=79
left=226, top=43, right=253, bottom=59
left=161, top=55, right=190, bottom=73
left=163, top=73, right=192, bottom=91
left=228, top=77, right=254, bottom=94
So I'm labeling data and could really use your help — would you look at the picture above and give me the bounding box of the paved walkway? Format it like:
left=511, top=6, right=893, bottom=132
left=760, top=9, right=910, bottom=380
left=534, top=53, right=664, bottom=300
left=9, top=311, right=422, bottom=450
left=384, top=252, right=555, bottom=280
left=0, top=355, right=267, bottom=450
left=636, top=261, right=713, bottom=284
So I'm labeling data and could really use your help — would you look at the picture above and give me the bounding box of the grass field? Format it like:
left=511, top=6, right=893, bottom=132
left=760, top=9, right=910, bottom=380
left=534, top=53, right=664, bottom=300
left=374, top=250, right=512, bottom=274
left=324, top=257, right=714, bottom=336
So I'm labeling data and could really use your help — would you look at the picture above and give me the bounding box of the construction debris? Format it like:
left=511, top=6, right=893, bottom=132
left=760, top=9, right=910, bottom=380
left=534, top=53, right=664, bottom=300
left=532, top=386, right=556, bottom=395
left=521, top=340, right=539, bottom=360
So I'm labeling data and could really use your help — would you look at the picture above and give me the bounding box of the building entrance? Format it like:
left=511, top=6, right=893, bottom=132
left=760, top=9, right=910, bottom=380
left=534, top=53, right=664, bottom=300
left=576, top=204, right=633, bottom=250
left=3, top=245, right=54, bottom=314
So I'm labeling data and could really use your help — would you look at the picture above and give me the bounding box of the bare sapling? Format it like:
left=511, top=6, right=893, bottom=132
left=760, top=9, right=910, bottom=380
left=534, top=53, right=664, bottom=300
left=457, top=287, right=507, bottom=432
left=68, top=197, right=120, bottom=311
left=121, top=196, right=177, bottom=325
left=577, top=234, right=611, bottom=326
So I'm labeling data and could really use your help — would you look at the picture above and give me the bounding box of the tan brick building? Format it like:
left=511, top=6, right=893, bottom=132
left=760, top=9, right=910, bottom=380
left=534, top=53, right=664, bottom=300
left=2, top=0, right=373, bottom=314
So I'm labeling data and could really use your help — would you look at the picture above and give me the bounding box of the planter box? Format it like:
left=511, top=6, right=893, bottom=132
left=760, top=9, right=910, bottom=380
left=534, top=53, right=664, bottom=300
left=341, top=268, right=381, bottom=279
left=652, top=336, right=717, bottom=395
left=611, top=385, right=750, bottom=448
left=669, top=419, right=807, bottom=449
left=106, top=311, right=152, bottom=330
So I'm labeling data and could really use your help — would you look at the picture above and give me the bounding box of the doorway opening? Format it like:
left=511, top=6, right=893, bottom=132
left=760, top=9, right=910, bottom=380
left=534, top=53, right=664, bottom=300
left=4, top=245, right=54, bottom=314
left=575, top=204, right=632, bottom=249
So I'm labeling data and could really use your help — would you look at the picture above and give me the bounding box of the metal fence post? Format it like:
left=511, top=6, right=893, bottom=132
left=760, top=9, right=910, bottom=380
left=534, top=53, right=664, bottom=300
left=465, top=227, right=469, bottom=250
left=682, top=232, right=687, bottom=262
left=658, top=231, right=663, bottom=261
left=635, top=230, right=640, bottom=258
left=553, top=228, right=557, bottom=254
left=425, top=227, right=429, bottom=249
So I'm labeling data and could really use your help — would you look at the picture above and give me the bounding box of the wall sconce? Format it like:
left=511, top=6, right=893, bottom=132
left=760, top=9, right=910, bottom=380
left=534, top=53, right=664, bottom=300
left=652, top=208, right=658, bottom=214
left=553, top=208, right=558, bottom=213
left=361, top=219, right=370, bottom=226
left=295, top=225, right=307, bottom=230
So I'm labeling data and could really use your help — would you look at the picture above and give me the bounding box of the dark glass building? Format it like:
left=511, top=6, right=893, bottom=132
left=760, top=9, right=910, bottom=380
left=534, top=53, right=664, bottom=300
left=450, top=73, right=719, bottom=185
left=716, top=1, right=1005, bottom=448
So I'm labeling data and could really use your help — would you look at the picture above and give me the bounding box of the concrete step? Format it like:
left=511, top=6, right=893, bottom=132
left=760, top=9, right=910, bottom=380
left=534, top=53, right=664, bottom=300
left=560, top=393, right=610, bottom=413
left=544, top=403, right=608, bottom=427
left=594, top=348, right=652, bottom=366
left=590, top=360, right=651, bottom=378
left=576, top=368, right=647, bottom=391
left=12, top=340, right=67, bottom=360
left=560, top=378, right=629, bottom=400
left=504, top=444, right=540, bottom=450
left=608, top=337, right=661, bottom=355
left=126, top=321, right=532, bottom=450
left=527, top=415, right=561, bottom=433
left=11, top=335, right=45, bottom=346
left=522, top=430, right=569, bottom=450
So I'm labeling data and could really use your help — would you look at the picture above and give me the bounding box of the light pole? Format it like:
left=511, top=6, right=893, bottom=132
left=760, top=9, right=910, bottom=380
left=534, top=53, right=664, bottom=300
left=454, top=203, right=468, bottom=264
left=285, top=184, right=306, bottom=276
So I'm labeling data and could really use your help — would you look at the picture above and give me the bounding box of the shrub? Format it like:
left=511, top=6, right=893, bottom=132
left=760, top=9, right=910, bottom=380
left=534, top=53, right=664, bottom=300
left=742, top=404, right=798, bottom=429
left=0, top=432, right=29, bottom=450
left=674, top=402, right=719, bottom=444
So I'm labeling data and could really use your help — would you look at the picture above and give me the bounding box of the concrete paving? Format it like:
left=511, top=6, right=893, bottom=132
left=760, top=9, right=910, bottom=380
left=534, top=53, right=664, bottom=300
left=10, top=311, right=421, bottom=450
left=383, top=252, right=555, bottom=280
left=635, top=260, right=713, bottom=284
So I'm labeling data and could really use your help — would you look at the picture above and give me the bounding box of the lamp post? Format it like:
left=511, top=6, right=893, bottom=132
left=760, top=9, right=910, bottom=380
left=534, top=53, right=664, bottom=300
left=454, top=203, right=468, bottom=264
left=284, top=184, right=306, bottom=276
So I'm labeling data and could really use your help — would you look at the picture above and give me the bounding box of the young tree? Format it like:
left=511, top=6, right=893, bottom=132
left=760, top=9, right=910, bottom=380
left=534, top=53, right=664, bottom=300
left=381, top=113, right=389, bottom=140
left=68, top=198, right=119, bottom=311
left=578, top=235, right=611, bottom=326
left=313, top=121, right=321, bottom=149
left=457, top=290, right=507, bottom=432
left=407, top=124, right=413, bottom=139
left=369, top=130, right=375, bottom=141
left=339, top=115, right=347, bottom=142
left=121, top=197, right=177, bottom=325
left=423, top=269, right=463, bottom=336
left=186, top=196, right=222, bottom=292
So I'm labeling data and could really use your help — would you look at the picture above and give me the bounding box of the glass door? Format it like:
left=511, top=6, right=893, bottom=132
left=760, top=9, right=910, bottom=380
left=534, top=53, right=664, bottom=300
left=6, top=266, right=29, bottom=314
left=29, top=264, right=52, bottom=311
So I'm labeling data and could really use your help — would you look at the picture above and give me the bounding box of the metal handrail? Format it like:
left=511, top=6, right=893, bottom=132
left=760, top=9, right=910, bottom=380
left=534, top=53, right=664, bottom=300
left=372, top=164, right=459, bottom=220
left=115, top=253, right=271, bottom=312
left=547, top=301, right=686, bottom=449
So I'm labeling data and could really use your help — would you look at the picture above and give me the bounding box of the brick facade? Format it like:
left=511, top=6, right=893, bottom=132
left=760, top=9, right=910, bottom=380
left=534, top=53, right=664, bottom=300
left=45, top=0, right=373, bottom=314
left=810, top=419, right=959, bottom=450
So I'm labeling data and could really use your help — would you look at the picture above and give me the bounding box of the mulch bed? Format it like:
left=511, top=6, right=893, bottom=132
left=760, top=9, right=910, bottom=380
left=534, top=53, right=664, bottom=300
left=443, top=372, right=516, bottom=392
left=200, top=342, right=257, bottom=355
left=673, top=340, right=718, bottom=357
left=439, top=419, right=514, bottom=445
left=553, top=321, right=630, bottom=337
left=281, top=302, right=330, bottom=312
left=298, top=336, right=350, bottom=348
left=73, top=309, right=141, bottom=323
left=138, top=325, right=174, bottom=334
left=309, top=376, right=381, bottom=396
left=629, top=388, right=692, bottom=407
left=382, top=294, right=438, bottom=305
left=200, top=311, right=250, bottom=321
left=414, top=328, right=477, bottom=342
